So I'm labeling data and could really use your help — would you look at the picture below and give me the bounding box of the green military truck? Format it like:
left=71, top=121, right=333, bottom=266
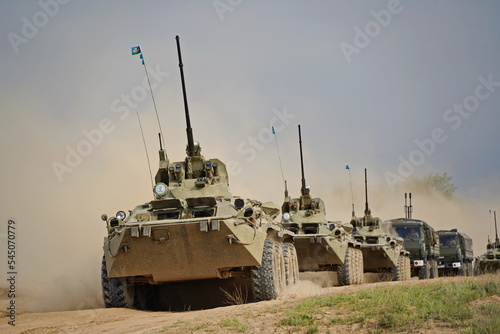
left=437, top=229, right=474, bottom=276
left=384, top=194, right=440, bottom=279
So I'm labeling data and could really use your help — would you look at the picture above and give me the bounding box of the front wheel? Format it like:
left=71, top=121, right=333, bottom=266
left=101, top=256, right=134, bottom=308
left=418, top=262, right=430, bottom=280
left=393, top=254, right=411, bottom=281
left=338, top=247, right=363, bottom=285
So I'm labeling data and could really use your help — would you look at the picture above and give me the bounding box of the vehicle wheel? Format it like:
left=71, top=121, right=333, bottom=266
left=251, top=239, right=285, bottom=301
left=458, top=262, right=466, bottom=276
left=393, top=254, right=410, bottom=281
left=355, top=248, right=364, bottom=284
left=430, top=259, right=439, bottom=279
left=467, top=262, right=474, bottom=276
left=282, top=243, right=299, bottom=286
left=101, top=255, right=134, bottom=308
left=338, top=247, right=360, bottom=286
left=418, top=262, right=430, bottom=280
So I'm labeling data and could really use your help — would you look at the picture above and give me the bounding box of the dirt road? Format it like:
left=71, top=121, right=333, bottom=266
left=0, top=274, right=492, bottom=334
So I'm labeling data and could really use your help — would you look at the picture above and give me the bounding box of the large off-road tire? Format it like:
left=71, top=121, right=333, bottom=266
left=101, top=256, right=134, bottom=308
left=355, top=247, right=364, bottom=284
left=393, top=254, right=411, bottom=281
left=418, top=261, right=430, bottom=280
left=251, top=239, right=286, bottom=302
left=338, top=247, right=363, bottom=285
left=458, top=262, right=466, bottom=276
left=282, top=243, right=299, bottom=286
left=430, top=259, right=439, bottom=279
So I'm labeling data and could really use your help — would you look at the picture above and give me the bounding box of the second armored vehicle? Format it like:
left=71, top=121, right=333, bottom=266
left=100, top=36, right=295, bottom=310
left=476, top=211, right=500, bottom=274
left=384, top=193, right=440, bottom=279
left=281, top=125, right=363, bottom=286
left=350, top=170, right=410, bottom=281
left=437, top=229, right=474, bottom=276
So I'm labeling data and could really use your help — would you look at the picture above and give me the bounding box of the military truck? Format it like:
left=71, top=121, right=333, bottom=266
left=384, top=193, right=440, bottom=279
left=437, top=229, right=473, bottom=276
left=350, top=170, right=410, bottom=281
left=100, top=36, right=296, bottom=310
left=476, top=210, right=500, bottom=274
left=281, top=125, right=363, bottom=286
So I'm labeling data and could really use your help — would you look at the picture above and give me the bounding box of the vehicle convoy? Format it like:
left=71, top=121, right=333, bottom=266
left=100, top=36, right=295, bottom=310
left=476, top=210, right=500, bottom=274
left=281, top=125, right=363, bottom=286
left=384, top=193, right=440, bottom=279
left=350, top=170, right=410, bottom=281
left=436, top=229, right=474, bottom=276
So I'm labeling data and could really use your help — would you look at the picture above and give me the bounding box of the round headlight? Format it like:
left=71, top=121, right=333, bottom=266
left=154, top=182, right=167, bottom=197
left=329, top=223, right=336, bottom=231
left=283, top=212, right=291, bottom=221
left=116, top=211, right=127, bottom=220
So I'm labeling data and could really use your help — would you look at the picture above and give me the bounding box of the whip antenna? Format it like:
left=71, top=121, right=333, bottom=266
left=131, top=46, right=165, bottom=147
left=136, top=111, right=154, bottom=188
left=272, top=126, right=286, bottom=189
left=346, top=165, right=355, bottom=217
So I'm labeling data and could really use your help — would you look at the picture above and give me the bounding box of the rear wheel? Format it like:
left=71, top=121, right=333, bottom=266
left=251, top=239, right=286, bottom=302
left=282, top=243, right=299, bottom=286
left=101, top=256, right=134, bottom=308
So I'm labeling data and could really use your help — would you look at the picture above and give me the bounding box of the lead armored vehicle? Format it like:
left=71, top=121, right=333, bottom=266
left=476, top=211, right=500, bottom=274
left=437, top=229, right=473, bottom=276
left=350, top=170, right=410, bottom=281
left=281, top=125, right=363, bottom=286
left=384, top=193, right=440, bottom=279
left=101, top=36, right=295, bottom=309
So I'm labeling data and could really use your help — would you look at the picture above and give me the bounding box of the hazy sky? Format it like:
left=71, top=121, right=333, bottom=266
left=1, top=0, right=499, bottom=309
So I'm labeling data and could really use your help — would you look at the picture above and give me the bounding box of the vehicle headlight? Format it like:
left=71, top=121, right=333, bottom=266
left=283, top=212, right=291, bottom=221
left=116, top=211, right=127, bottom=220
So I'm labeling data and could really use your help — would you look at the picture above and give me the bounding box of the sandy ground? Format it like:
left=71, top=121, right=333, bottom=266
left=0, top=273, right=496, bottom=334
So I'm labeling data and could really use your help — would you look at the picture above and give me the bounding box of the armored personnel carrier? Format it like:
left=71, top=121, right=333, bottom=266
left=350, top=170, right=410, bottom=281
left=100, top=36, right=295, bottom=309
left=437, top=229, right=473, bottom=276
left=476, top=211, right=500, bottom=274
left=281, top=125, right=363, bottom=286
left=384, top=193, right=440, bottom=279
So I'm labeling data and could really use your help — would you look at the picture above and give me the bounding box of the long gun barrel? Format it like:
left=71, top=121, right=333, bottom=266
left=298, top=125, right=307, bottom=196
left=175, top=35, right=195, bottom=157
left=495, top=211, right=499, bottom=244
left=364, top=168, right=370, bottom=216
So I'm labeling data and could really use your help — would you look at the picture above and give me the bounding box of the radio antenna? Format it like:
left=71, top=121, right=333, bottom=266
left=346, top=165, right=355, bottom=217
left=136, top=111, right=154, bottom=188
left=272, top=126, right=286, bottom=189
left=131, top=46, right=165, bottom=147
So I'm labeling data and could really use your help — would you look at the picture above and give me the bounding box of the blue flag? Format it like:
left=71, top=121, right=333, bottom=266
left=272, top=126, right=275, bottom=134
left=345, top=165, right=350, bottom=170
left=131, top=46, right=141, bottom=55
